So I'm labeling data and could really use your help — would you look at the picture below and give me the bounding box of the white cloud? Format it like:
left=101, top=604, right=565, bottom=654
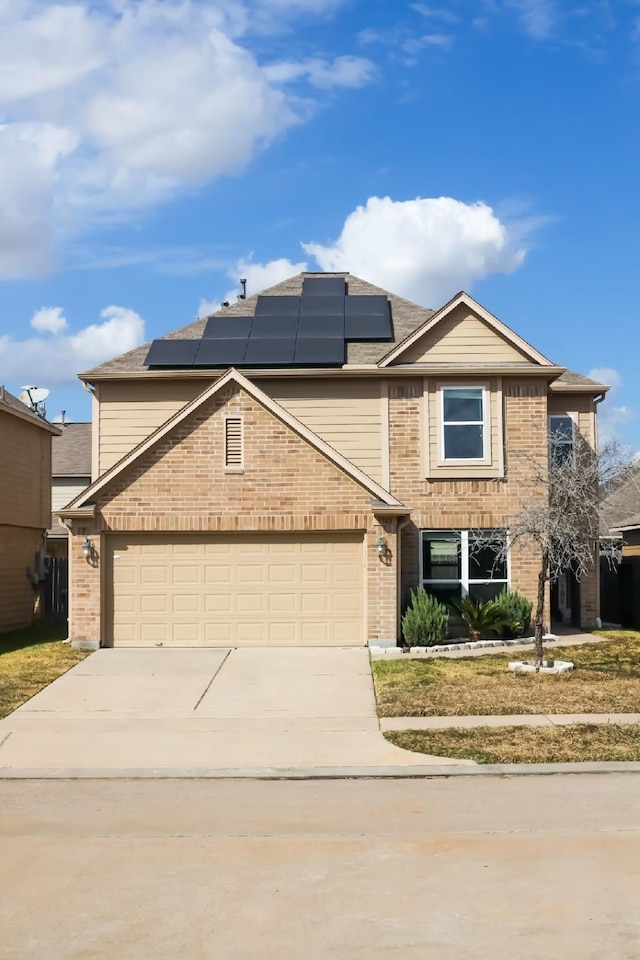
left=0, top=0, right=371, bottom=279
left=504, top=0, right=559, bottom=40
left=0, top=305, right=145, bottom=385
left=302, top=196, right=528, bottom=305
left=263, top=55, right=375, bottom=89
left=198, top=255, right=308, bottom=317
left=588, top=367, right=635, bottom=443
left=31, top=306, right=69, bottom=333
left=198, top=195, right=535, bottom=313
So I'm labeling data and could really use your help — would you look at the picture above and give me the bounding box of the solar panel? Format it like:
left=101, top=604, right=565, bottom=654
left=244, top=338, right=296, bottom=365
left=203, top=316, right=253, bottom=339
left=254, top=296, right=301, bottom=316
left=344, top=295, right=389, bottom=317
left=344, top=314, right=393, bottom=341
left=145, top=339, right=200, bottom=366
left=302, top=277, right=346, bottom=297
left=193, top=338, right=248, bottom=366
left=294, top=338, right=345, bottom=365
left=297, top=314, right=344, bottom=338
left=250, top=315, right=299, bottom=339
left=299, top=295, right=345, bottom=317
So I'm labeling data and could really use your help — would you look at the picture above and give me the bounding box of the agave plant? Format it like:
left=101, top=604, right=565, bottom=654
left=448, top=596, right=513, bottom=641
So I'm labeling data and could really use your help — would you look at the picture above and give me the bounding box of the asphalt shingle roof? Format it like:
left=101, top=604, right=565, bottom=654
left=79, top=272, right=608, bottom=393
left=52, top=422, right=92, bottom=476
left=81, top=273, right=436, bottom=378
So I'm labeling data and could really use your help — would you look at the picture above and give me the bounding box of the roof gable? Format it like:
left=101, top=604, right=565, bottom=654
left=379, top=292, right=553, bottom=367
left=65, top=368, right=402, bottom=511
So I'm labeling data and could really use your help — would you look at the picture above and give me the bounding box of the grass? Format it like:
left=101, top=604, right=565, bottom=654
left=386, top=724, right=640, bottom=763
left=0, top=622, right=87, bottom=719
left=372, top=631, right=640, bottom=717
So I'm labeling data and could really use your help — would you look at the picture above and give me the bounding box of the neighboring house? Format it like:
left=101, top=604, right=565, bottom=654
left=598, top=466, right=640, bottom=629
left=0, top=387, right=60, bottom=632
left=59, top=273, right=608, bottom=648
left=47, top=422, right=92, bottom=558
left=608, top=515, right=640, bottom=629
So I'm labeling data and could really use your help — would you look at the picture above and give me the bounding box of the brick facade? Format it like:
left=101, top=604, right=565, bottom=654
left=67, top=374, right=600, bottom=646
left=388, top=377, right=598, bottom=631
left=67, top=384, right=398, bottom=646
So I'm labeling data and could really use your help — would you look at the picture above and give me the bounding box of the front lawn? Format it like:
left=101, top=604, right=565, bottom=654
left=372, top=631, right=640, bottom=717
left=386, top=724, right=640, bottom=763
left=0, top=623, right=87, bottom=718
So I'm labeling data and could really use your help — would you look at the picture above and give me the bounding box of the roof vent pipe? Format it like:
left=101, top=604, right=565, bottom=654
left=239, top=278, right=247, bottom=300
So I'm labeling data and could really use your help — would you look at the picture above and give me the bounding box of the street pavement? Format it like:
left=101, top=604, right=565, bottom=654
left=1, top=775, right=639, bottom=959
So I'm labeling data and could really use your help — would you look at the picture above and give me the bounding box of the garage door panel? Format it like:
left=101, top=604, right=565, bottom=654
left=236, top=593, right=265, bottom=614
left=140, top=595, right=168, bottom=614
left=205, top=565, right=231, bottom=584
left=205, top=621, right=233, bottom=643
left=110, top=533, right=364, bottom=647
left=268, top=564, right=296, bottom=584
left=172, top=594, right=199, bottom=613
left=140, top=566, right=167, bottom=585
left=205, top=594, right=231, bottom=613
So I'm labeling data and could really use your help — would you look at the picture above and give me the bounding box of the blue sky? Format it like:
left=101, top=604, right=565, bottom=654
left=0, top=0, right=638, bottom=446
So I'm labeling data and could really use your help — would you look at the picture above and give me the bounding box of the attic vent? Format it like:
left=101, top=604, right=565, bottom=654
left=225, top=417, right=243, bottom=467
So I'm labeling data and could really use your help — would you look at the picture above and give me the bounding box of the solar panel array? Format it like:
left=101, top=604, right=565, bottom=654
left=145, top=277, right=393, bottom=368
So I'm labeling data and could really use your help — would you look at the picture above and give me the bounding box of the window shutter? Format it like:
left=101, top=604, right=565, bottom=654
left=225, top=417, right=243, bottom=467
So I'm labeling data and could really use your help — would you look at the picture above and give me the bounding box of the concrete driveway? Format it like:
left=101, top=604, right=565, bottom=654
left=0, top=647, right=468, bottom=775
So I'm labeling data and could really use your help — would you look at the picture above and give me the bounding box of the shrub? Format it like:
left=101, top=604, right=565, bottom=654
left=401, top=588, right=449, bottom=648
left=492, top=588, right=533, bottom=638
left=448, top=596, right=513, bottom=641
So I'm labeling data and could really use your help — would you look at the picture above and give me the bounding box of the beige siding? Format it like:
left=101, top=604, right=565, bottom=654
left=98, top=380, right=203, bottom=473
left=52, top=479, right=90, bottom=513
left=0, top=526, right=41, bottom=631
left=400, top=304, right=531, bottom=364
left=0, top=410, right=51, bottom=529
left=423, top=377, right=504, bottom=479
left=258, top=378, right=383, bottom=483
left=548, top=394, right=597, bottom=450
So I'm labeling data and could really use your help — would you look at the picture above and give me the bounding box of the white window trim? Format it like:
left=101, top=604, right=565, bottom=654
left=439, top=385, right=490, bottom=464
left=419, top=529, right=511, bottom=597
left=549, top=413, right=576, bottom=465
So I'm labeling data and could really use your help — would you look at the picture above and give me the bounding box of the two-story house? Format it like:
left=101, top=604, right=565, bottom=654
left=0, top=388, right=60, bottom=632
left=59, top=273, right=607, bottom=648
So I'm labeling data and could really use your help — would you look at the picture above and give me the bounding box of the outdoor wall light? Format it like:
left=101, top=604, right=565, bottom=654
left=375, top=535, right=388, bottom=557
left=82, top=537, right=93, bottom=560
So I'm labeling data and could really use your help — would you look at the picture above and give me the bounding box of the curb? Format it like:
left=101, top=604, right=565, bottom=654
left=2, top=761, right=640, bottom=780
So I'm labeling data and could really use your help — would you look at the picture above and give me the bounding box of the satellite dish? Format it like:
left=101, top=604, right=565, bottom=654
left=19, top=385, right=50, bottom=418
left=21, top=386, right=50, bottom=404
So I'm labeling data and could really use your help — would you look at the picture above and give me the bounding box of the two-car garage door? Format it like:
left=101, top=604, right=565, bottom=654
left=108, top=532, right=365, bottom=647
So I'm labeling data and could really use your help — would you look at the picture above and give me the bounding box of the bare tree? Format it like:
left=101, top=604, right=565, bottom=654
left=502, top=431, right=637, bottom=667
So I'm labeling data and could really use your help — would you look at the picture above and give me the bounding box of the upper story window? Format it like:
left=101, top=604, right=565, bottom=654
left=441, top=386, right=485, bottom=460
left=549, top=415, right=574, bottom=465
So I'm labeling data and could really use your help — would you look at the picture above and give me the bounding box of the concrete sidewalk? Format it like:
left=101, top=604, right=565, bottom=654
left=382, top=713, right=640, bottom=730
left=0, top=647, right=471, bottom=776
